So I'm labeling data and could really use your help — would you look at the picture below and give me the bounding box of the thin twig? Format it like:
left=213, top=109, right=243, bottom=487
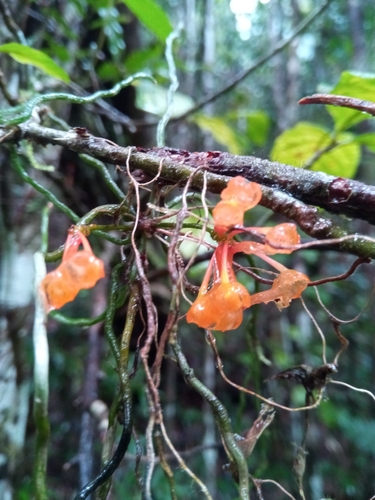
left=170, top=334, right=249, bottom=499
left=299, top=94, right=375, bottom=116
left=300, top=297, right=327, bottom=365
left=253, top=478, right=297, bottom=500
left=308, top=257, right=370, bottom=286
left=332, top=323, right=349, bottom=367
left=314, top=283, right=373, bottom=325
left=330, top=380, right=375, bottom=402
left=182, top=170, right=210, bottom=279
left=159, top=419, right=214, bottom=500
left=144, top=391, right=156, bottom=500
left=206, top=331, right=324, bottom=412
left=154, top=430, right=177, bottom=500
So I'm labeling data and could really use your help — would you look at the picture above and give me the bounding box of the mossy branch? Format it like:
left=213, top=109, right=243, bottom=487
left=4, top=123, right=375, bottom=258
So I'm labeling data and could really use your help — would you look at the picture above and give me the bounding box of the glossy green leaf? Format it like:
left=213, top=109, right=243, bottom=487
left=327, top=71, right=375, bottom=132
left=0, top=43, right=70, bottom=83
left=121, top=0, right=173, bottom=42
left=192, top=115, right=242, bottom=155
left=271, top=122, right=360, bottom=178
left=246, top=110, right=270, bottom=146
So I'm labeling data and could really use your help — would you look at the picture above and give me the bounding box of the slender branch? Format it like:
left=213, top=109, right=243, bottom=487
left=5, top=122, right=375, bottom=230
left=4, top=123, right=375, bottom=258
left=154, top=430, right=178, bottom=500
left=104, top=263, right=124, bottom=364
left=207, top=331, right=324, bottom=413
left=10, top=145, right=79, bottom=222
left=330, top=380, right=375, bottom=402
left=75, top=271, right=134, bottom=500
left=66, top=81, right=136, bottom=132
left=299, top=94, right=375, bottom=116
left=80, top=154, right=126, bottom=201
left=74, top=407, right=132, bottom=500
left=170, top=334, right=250, bottom=499
left=308, top=257, right=370, bottom=286
left=184, top=0, right=331, bottom=115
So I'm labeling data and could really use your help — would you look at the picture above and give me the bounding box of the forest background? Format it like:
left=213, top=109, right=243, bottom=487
left=1, top=0, right=375, bottom=499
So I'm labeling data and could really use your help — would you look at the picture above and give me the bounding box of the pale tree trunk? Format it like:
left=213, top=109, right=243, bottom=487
left=270, top=0, right=302, bottom=131
left=348, top=0, right=366, bottom=70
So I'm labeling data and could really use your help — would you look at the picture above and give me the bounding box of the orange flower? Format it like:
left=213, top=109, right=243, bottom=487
left=186, top=281, right=251, bottom=331
left=40, top=228, right=105, bottom=312
left=186, top=176, right=310, bottom=332
left=186, top=240, right=251, bottom=331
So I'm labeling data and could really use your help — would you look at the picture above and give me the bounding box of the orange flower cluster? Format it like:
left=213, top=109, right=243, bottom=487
left=186, top=177, right=309, bottom=331
left=40, top=229, right=105, bottom=312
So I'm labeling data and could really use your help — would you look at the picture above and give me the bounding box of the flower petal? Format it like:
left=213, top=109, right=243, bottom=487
left=221, top=176, right=262, bottom=210
left=251, top=270, right=309, bottom=309
left=40, top=230, right=105, bottom=312
left=40, top=267, right=79, bottom=312
left=63, top=251, right=105, bottom=288
left=186, top=281, right=251, bottom=331
left=263, top=223, right=300, bottom=255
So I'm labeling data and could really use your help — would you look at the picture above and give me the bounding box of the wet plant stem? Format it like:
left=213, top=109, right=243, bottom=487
left=170, top=334, right=250, bottom=500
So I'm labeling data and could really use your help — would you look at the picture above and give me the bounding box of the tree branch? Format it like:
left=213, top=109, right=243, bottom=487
left=299, top=94, right=375, bottom=116
left=2, top=121, right=375, bottom=257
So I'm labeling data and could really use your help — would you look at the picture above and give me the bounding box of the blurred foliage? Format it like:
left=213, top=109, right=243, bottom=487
left=1, top=1, right=375, bottom=500
left=0, top=43, right=70, bottom=82
left=271, top=122, right=360, bottom=176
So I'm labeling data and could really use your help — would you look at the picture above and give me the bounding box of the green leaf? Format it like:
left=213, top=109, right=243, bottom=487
left=125, top=45, right=163, bottom=73
left=135, top=80, right=194, bottom=117
left=0, top=43, right=70, bottom=83
left=192, top=115, right=242, bottom=155
left=246, top=110, right=270, bottom=146
left=271, top=122, right=360, bottom=178
left=97, top=61, right=122, bottom=82
left=355, top=133, right=375, bottom=153
left=327, top=71, right=375, bottom=132
left=121, top=0, right=173, bottom=42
